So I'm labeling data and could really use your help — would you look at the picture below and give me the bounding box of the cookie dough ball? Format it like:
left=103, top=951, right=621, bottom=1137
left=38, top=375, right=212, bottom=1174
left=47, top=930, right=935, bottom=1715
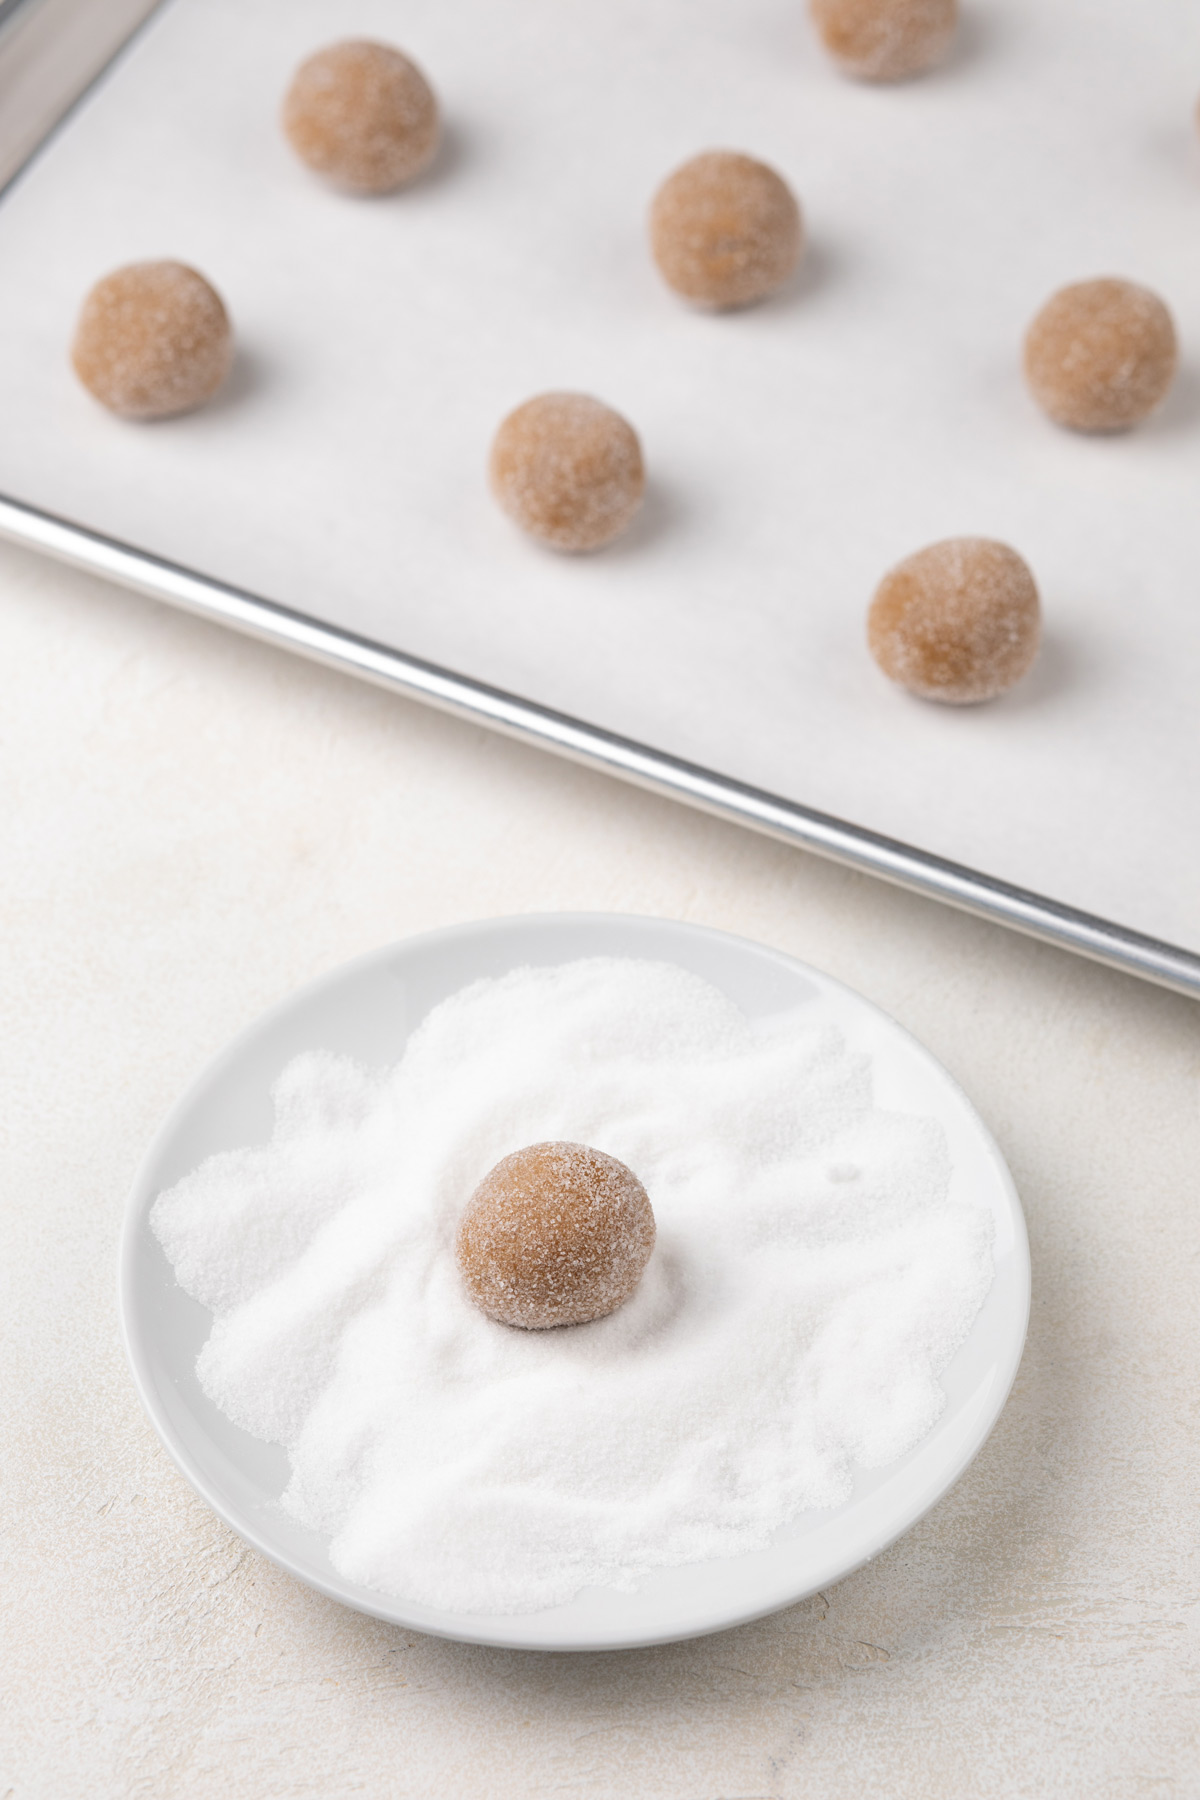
left=810, top=0, right=957, bottom=80
left=456, top=1142, right=656, bottom=1330
left=71, top=261, right=233, bottom=419
left=868, top=537, right=1041, bottom=703
left=1023, top=278, right=1178, bottom=433
left=490, top=392, right=645, bottom=551
left=282, top=40, right=439, bottom=193
left=649, top=151, right=803, bottom=310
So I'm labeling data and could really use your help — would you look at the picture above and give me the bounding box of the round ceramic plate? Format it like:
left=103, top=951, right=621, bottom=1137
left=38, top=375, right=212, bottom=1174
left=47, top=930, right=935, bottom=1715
left=120, top=913, right=1029, bottom=1652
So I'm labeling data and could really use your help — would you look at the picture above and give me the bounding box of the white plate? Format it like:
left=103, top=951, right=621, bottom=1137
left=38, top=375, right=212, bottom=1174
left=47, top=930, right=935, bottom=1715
left=120, top=913, right=1029, bottom=1651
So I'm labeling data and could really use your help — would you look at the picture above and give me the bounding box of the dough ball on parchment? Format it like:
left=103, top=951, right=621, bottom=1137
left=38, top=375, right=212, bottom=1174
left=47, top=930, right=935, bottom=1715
left=649, top=150, right=803, bottom=310
left=71, top=260, right=233, bottom=419
left=489, top=392, right=645, bottom=552
left=283, top=39, right=439, bottom=193
left=1023, top=278, right=1177, bottom=433
left=810, top=0, right=958, bottom=81
left=868, top=537, right=1041, bottom=703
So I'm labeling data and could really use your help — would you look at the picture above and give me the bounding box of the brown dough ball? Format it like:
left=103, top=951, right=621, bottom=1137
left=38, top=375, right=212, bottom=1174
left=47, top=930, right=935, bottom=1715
left=649, top=151, right=803, bottom=310
left=1023, top=278, right=1178, bottom=433
left=282, top=40, right=439, bottom=193
left=489, top=392, right=645, bottom=552
left=70, top=261, right=233, bottom=419
left=868, top=537, right=1041, bottom=704
left=809, top=0, right=957, bottom=81
left=456, top=1142, right=657, bottom=1330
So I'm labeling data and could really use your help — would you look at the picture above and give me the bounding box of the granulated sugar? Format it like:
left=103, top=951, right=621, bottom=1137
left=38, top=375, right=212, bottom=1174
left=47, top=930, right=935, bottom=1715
left=151, top=958, right=994, bottom=1615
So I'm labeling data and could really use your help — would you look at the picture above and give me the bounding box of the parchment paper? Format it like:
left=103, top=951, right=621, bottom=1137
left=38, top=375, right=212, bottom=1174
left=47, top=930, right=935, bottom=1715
left=0, top=0, right=1196, bottom=950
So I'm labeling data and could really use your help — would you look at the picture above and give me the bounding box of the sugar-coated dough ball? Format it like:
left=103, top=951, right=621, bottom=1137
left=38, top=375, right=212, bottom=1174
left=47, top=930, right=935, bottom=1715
left=649, top=151, right=803, bottom=310
left=456, top=1142, right=657, bottom=1330
left=71, top=261, right=233, bottom=419
left=809, top=0, right=957, bottom=80
left=868, top=537, right=1041, bottom=704
left=490, top=392, right=645, bottom=552
left=282, top=40, right=438, bottom=193
left=1023, top=278, right=1178, bottom=433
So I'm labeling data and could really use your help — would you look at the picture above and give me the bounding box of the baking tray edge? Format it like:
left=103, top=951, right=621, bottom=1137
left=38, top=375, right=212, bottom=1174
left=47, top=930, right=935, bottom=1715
left=2, top=490, right=1197, bottom=1001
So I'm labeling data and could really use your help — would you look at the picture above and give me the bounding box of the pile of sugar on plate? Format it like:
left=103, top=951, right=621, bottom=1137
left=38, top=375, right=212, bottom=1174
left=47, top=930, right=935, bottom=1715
left=151, top=958, right=994, bottom=1613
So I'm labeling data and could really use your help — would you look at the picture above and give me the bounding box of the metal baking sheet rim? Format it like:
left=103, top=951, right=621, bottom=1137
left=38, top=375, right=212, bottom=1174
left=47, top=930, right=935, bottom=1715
left=3, top=491, right=1198, bottom=1002
left=0, top=0, right=1196, bottom=1004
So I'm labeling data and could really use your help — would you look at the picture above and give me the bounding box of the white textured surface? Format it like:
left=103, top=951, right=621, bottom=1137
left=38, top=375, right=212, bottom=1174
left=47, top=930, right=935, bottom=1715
left=2, top=536, right=1199, bottom=1797
left=0, top=0, right=1198, bottom=947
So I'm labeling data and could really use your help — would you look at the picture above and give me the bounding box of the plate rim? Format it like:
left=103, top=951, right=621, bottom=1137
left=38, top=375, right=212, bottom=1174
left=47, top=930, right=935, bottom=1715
left=119, top=909, right=1031, bottom=1651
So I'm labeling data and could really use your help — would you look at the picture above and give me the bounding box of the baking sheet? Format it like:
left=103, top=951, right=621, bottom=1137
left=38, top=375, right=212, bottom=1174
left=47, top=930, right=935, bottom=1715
left=0, top=0, right=159, bottom=189
left=0, top=0, right=1196, bottom=953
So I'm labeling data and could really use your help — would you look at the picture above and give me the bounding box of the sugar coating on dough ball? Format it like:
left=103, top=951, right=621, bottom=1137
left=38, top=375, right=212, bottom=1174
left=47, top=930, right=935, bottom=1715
left=809, top=0, right=957, bottom=81
left=1023, top=278, right=1177, bottom=433
left=71, top=261, right=233, bottom=420
left=456, top=1142, right=657, bottom=1330
left=868, top=537, right=1041, bottom=704
left=649, top=150, right=803, bottom=310
left=490, top=392, right=645, bottom=552
left=283, top=39, right=438, bottom=193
